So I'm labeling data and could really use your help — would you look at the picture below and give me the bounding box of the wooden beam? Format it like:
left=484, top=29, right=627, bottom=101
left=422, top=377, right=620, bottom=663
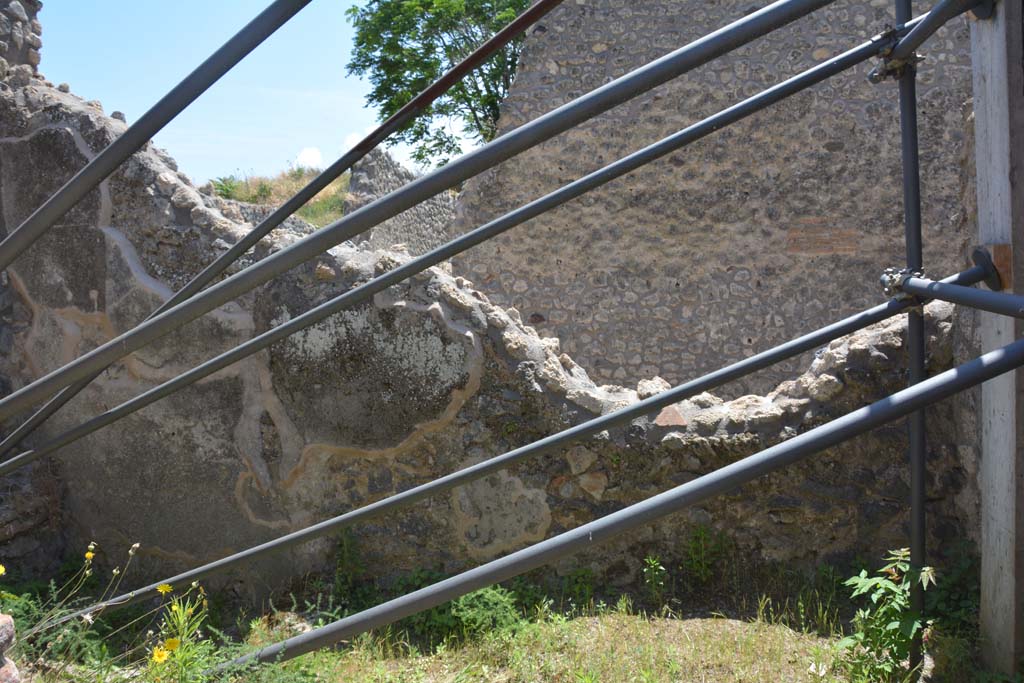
left=971, top=0, right=1024, bottom=674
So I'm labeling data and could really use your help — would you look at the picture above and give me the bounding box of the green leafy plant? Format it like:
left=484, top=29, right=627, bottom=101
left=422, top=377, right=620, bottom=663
left=390, top=568, right=460, bottom=646
left=641, top=555, right=667, bottom=607
left=681, top=524, right=727, bottom=590
left=836, top=548, right=935, bottom=683
left=210, top=175, right=243, bottom=199
left=345, top=0, right=530, bottom=166
left=559, top=567, right=595, bottom=610
left=451, top=585, right=523, bottom=638
left=145, top=584, right=217, bottom=682
left=332, top=532, right=378, bottom=615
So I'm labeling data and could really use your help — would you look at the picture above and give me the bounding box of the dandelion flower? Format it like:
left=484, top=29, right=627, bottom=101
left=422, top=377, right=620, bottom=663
left=0, top=564, right=6, bottom=577
left=112, top=568, right=120, bottom=577
left=84, top=551, right=95, bottom=561
left=164, top=638, right=180, bottom=652
left=151, top=646, right=169, bottom=664
left=129, top=542, right=140, bottom=556
left=156, top=583, right=173, bottom=595
left=88, top=541, right=97, bottom=552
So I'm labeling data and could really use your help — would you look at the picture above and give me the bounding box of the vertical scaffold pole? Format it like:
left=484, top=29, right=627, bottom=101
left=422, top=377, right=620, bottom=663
left=893, top=0, right=926, bottom=674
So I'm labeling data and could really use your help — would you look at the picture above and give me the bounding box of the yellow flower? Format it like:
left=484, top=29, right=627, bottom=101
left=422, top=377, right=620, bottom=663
left=84, top=551, right=95, bottom=561
left=164, top=638, right=180, bottom=652
left=151, top=646, right=169, bottom=664
left=156, top=584, right=173, bottom=596
left=0, top=564, right=6, bottom=577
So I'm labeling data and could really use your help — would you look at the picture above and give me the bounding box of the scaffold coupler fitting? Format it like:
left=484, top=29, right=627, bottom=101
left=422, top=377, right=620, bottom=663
left=880, top=267, right=925, bottom=300
left=868, top=32, right=924, bottom=84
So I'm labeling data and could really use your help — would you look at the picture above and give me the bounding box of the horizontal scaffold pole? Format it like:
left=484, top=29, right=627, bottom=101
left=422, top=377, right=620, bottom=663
left=0, top=16, right=926, bottom=478
left=219, top=334, right=1024, bottom=670
left=900, top=276, right=1024, bottom=319
left=0, top=0, right=313, bottom=272
left=888, top=0, right=985, bottom=63
left=55, top=262, right=989, bottom=626
left=0, top=0, right=568, bottom=458
left=0, top=0, right=837, bottom=422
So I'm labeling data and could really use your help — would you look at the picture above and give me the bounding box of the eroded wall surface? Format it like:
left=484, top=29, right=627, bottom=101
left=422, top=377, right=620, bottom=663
left=452, top=0, right=975, bottom=394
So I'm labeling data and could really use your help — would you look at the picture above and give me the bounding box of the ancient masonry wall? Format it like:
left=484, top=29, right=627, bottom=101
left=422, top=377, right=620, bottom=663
left=0, top=0, right=40, bottom=76
left=451, top=0, right=975, bottom=396
left=344, top=148, right=456, bottom=256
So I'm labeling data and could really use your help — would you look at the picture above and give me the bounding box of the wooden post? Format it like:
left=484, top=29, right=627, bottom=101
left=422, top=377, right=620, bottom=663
left=971, top=0, right=1024, bottom=674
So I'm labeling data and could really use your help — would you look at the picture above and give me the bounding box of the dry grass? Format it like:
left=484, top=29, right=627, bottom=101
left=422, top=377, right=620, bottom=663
left=206, top=167, right=350, bottom=227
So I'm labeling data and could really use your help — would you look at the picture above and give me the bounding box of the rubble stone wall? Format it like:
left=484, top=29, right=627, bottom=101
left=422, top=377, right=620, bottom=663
left=0, top=0, right=40, bottom=77
left=344, top=148, right=456, bottom=256
left=452, top=0, right=976, bottom=395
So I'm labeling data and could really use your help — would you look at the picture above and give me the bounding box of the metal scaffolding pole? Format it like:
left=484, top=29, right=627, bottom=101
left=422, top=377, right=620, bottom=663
left=901, top=276, right=1024, bottom=318
left=893, top=0, right=927, bottom=669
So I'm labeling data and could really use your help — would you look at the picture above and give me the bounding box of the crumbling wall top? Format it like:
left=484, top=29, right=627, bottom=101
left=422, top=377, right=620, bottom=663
left=0, top=0, right=41, bottom=77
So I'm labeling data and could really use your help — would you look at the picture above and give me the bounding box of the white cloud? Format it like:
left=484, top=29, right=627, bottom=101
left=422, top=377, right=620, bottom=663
left=293, top=146, right=324, bottom=169
left=339, top=125, right=422, bottom=173
left=342, top=126, right=375, bottom=152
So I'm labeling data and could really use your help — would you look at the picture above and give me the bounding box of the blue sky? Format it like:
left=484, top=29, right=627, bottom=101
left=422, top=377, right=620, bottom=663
left=39, top=1, right=418, bottom=183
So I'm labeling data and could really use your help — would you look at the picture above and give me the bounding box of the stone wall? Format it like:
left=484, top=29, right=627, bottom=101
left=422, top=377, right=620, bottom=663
left=452, top=0, right=976, bottom=395
left=0, top=0, right=40, bottom=77
left=344, top=148, right=456, bottom=255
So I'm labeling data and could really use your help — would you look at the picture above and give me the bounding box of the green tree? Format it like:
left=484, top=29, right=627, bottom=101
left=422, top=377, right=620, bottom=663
left=346, top=0, right=530, bottom=166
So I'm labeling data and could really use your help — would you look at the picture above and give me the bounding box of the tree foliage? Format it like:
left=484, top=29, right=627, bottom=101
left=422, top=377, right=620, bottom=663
left=346, top=0, right=530, bottom=166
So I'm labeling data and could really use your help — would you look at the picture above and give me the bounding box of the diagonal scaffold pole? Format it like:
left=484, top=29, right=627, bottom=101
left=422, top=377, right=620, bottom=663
left=0, top=15, right=931, bottom=479
left=217, top=335, right=1024, bottom=670
left=0, top=0, right=567, bottom=458
left=0, top=0, right=838, bottom=423
left=53, top=260, right=992, bottom=626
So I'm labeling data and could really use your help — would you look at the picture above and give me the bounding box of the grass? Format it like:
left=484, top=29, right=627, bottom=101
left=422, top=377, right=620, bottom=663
left=4, top=537, right=1014, bottom=682
left=239, top=610, right=841, bottom=683
left=205, top=166, right=350, bottom=227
